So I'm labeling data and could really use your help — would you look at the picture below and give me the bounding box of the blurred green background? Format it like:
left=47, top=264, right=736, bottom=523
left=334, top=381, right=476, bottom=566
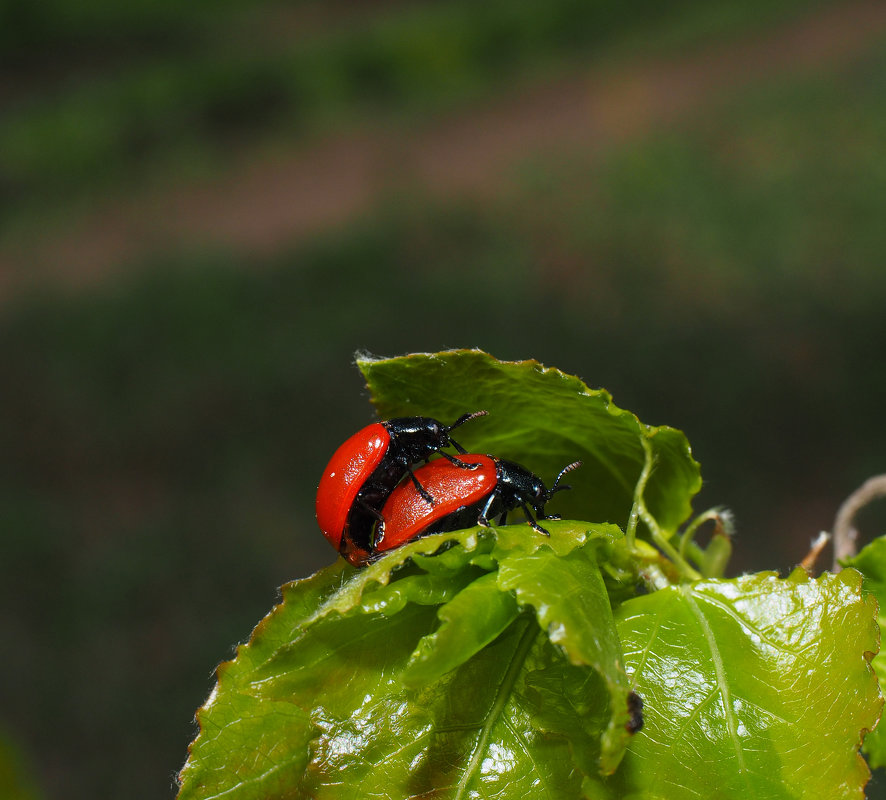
left=2, top=0, right=886, bottom=797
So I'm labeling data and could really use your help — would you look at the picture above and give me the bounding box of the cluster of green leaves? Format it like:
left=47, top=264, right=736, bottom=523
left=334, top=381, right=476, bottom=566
left=3, top=0, right=821, bottom=221
left=178, top=352, right=883, bottom=799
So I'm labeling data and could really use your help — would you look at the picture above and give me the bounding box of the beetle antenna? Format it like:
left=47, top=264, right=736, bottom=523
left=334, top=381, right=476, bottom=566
left=548, top=460, right=582, bottom=497
left=447, top=411, right=488, bottom=453
left=447, top=410, right=488, bottom=432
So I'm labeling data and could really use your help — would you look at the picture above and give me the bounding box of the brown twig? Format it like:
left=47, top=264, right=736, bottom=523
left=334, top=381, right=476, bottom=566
left=800, top=531, right=831, bottom=574
left=832, top=474, right=886, bottom=571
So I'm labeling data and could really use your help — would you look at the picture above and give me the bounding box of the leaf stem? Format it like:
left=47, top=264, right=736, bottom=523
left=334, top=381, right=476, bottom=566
left=677, top=507, right=734, bottom=578
left=625, top=436, right=655, bottom=550
left=678, top=507, right=726, bottom=561
left=646, top=519, right=702, bottom=582
left=629, top=437, right=702, bottom=582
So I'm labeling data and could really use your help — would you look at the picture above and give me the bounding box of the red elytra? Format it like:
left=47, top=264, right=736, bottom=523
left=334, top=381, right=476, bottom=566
left=374, top=454, right=496, bottom=553
left=374, top=454, right=582, bottom=557
left=315, top=412, right=488, bottom=566
left=315, top=422, right=389, bottom=551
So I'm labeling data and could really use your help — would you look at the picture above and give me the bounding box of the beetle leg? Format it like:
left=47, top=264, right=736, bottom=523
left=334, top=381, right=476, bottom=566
left=352, top=498, right=387, bottom=549
left=355, top=498, right=384, bottom=522
left=520, top=501, right=550, bottom=536
left=477, top=492, right=497, bottom=527
left=438, top=450, right=479, bottom=469
left=448, top=437, right=469, bottom=455
left=407, top=467, right=436, bottom=505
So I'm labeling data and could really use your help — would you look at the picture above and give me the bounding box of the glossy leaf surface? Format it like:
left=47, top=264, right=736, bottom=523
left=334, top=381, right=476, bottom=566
left=843, top=535, right=886, bottom=768
left=584, top=569, right=882, bottom=800
left=177, top=522, right=629, bottom=799
left=359, top=350, right=701, bottom=538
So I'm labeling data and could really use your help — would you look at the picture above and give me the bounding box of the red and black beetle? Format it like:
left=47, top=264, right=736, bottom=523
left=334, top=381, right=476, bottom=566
left=315, top=412, right=487, bottom=565
left=372, top=454, right=581, bottom=555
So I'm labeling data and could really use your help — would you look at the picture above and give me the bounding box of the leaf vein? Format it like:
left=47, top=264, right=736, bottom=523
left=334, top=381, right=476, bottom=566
left=694, top=593, right=816, bottom=668
left=681, top=587, right=751, bottom=785
left=452, top=615, right=539, bottom=800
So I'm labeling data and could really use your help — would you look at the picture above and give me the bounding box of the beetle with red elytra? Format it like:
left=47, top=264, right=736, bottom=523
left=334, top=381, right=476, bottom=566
left=373, top=454, right=582, bottom=557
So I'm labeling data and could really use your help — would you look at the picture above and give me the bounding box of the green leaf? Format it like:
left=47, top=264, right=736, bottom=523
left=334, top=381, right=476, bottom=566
left=403, top=570, right=521, bottom=686
left=358, top=350, right=701, bottom=539
left=842, top=534, right=886, bottom=768
left=583, top=569, right=882, bottom=800
left=494, top=535, right=632, bottom=773
left=177, top=523, right=630, bottom=799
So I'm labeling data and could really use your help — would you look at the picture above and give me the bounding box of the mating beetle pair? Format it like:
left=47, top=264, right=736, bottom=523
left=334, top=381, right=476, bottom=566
left=315, top=413, right=580, bottom=566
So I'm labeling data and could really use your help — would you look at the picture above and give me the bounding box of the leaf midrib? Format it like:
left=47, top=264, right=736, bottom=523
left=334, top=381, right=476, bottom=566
left=452, top=613, right=539, bottom=800
left=682, top=586, right=750, bottom=785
